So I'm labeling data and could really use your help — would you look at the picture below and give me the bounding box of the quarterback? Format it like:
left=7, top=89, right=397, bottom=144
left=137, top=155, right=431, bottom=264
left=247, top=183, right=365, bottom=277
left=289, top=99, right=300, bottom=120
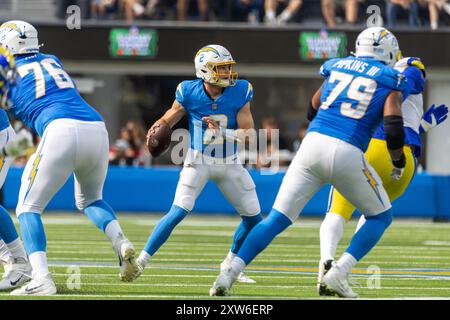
left=0, top=21, right=139, bottom=295
left=130, top=45, right=262, bottom=282
left=210, top=27, right=407, bottom=298
left=317, top=56, right=448, bottom=295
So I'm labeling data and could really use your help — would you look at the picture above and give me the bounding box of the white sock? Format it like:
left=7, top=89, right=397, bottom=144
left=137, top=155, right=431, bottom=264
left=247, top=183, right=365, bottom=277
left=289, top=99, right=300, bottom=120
left=138, top=251, right=151, bottom=267
left=225, top=251, right=236, bottom=262
left=6, top=238, right=27, bottom=261
left=443, top=3, right=450, bottom=15
left=265, top=10, right=276, bottom=21
left=277, top=9, right=292, bottom=23
left=336, top=252, right=357, bottom=274
left=104, top=220, right=124, bottom=244
left=29, top=251, right=50, bottom=277
left=230, top=256, right=246, bottom=277
left=0, top=239, right=11, bottom=264
left=355, top=215, right=366, bottom=233
left=320, top=213, right=345, bottom=263
left=431, top=21, right=438, bottom=30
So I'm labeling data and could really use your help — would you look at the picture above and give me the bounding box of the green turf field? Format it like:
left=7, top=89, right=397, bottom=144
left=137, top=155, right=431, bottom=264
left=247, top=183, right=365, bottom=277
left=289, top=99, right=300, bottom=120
left=1, top=213, right=450, bottom=300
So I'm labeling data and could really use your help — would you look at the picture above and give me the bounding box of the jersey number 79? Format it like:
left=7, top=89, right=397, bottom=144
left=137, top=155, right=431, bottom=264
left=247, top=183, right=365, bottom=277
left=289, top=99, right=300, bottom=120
left=321, top=71, right=378, bottom=119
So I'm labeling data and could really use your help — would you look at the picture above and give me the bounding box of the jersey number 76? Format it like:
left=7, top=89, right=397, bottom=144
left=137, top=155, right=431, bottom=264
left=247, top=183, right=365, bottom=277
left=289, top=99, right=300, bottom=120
left=17, top=58, right=75, bottom=99
left=321, top=71, right=377, bottom=119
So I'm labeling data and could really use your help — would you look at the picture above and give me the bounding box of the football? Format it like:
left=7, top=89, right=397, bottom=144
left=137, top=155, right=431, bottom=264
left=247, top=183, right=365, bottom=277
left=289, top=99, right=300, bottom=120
left=146, top=119, right=172, bottom=157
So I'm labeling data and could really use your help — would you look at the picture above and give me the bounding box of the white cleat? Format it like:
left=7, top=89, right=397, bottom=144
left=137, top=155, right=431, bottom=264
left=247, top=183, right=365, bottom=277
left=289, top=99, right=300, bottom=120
left=113, top=234, right=140, bottom=282
left=322, top=265, right=358, bottom=299
left=220, top=261, right=255, bottom=284
left=0, top=257, right=32, bottom=291
left=209, top=267, right=239, bottom=297
left=10, top=273, right=56, bottom=296
left=127, top=257, right=145, bottom=282
left=317, top=259, right=336, bottom=296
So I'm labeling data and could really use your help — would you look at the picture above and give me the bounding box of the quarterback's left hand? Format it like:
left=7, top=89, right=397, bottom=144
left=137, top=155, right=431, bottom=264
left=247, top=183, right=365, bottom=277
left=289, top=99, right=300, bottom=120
left=420, top=104, right=448, bottom=134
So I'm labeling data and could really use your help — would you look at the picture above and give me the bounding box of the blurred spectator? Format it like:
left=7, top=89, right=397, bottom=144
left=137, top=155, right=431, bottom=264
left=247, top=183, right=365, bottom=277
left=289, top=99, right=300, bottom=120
left=177, top=0, right=209, bottom=21
left=264, top=0, right=303, bottom=24
left=386, top=0, right=420, bottom=27
left=109, top=127, right=139, bottom=166
left=292, top=122, right=308, bottom=151
left=91, top=0, right=120, bottom=19
left=91, top=0, right=146, bottom=22
left=321, top=0, right=361, bottom=27
left=234, top=0, right=265, bottom=23
left=419, top=0, right=450, bottom=29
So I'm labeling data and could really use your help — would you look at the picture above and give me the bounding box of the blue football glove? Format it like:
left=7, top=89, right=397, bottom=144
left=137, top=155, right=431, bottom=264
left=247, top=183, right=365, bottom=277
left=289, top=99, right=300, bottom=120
left=419, top=104, right=448, bottom=134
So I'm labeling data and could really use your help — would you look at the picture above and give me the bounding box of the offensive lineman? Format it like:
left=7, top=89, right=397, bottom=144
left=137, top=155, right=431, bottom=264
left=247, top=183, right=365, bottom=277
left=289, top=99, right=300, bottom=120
left=130, top=45, right=262, bottom=282
left=210, top=27, right=407, bottom=298
left=317, top=56, right=448, bottom=295
left=0, top=21, right=139, bottom=295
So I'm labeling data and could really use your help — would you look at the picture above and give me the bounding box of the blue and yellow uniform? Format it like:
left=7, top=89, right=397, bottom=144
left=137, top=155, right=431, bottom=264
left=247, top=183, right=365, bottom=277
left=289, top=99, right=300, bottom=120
left=175, top=78, right=253, bottom=158
left=328, top=60, right=426, bottom=220
left=8, top=53, right=102, bottom=136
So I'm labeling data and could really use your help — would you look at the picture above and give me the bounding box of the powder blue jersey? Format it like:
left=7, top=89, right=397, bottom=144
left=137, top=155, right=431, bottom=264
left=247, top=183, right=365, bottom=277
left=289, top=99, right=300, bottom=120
left=308, top=56, right=406, bottom=151
left=0, top=109, right=10, bottom=131
left=176, top=79, right=253, bottom=157
left=8, top=53, right=103, bottom=136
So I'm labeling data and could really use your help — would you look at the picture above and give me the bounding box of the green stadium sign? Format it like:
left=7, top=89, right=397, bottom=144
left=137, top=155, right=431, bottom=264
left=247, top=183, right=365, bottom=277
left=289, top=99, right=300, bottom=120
left=299, top=30, right=347, bottom=61
left=109, top=27, right=158, bottom=58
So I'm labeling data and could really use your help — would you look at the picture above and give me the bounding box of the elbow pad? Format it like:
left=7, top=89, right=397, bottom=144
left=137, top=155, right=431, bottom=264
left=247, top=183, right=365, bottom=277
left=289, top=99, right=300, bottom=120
left=383, top=115, right=405, bottom=150
left=307, top=101, right=318, bottom=121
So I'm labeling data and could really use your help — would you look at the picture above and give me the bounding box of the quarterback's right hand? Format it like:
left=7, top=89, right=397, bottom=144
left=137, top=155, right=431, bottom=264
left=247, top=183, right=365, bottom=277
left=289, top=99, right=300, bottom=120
left=391, top=153, right=406, bottom=180
left=3, top=129, right=33, bottom=158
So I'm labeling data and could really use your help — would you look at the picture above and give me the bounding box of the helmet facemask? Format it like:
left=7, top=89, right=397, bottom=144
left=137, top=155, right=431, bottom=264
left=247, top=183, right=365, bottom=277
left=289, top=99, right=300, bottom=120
left=206, top=61, right=238, bottom=87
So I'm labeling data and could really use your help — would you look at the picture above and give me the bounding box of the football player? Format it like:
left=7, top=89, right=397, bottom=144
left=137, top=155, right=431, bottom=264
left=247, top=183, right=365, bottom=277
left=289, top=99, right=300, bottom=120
left=130, top=45, right=262, bottom=282
left=0, top=46, right=34, bottom=291
left=210, top=27, right=407, bottom=298
left=316, top=56, right=448, bottom=295
left=0, top=21, right=140, bottom=295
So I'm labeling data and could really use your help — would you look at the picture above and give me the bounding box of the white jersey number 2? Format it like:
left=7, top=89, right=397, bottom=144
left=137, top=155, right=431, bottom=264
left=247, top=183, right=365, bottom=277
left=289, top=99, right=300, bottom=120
left=321, top=71, right=377, bottom=119
left=17, top=58, right=75, bottom=99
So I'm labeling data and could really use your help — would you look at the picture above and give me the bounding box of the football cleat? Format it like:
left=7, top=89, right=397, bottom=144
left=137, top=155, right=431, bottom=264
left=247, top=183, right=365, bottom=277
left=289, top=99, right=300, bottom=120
left=209, top=266, right=239, bottom=296
left=0, top=257, right=32, bottom=291
left=113, top=233, right=140, bottom=282
left=322, top=265, right=359, bottom=299
left=317, top=259, right=336, bottom=296
left=10, top=273, right=56, bottom=296
left=220, top=258, right=256, bottom=284
left=127, top=257, right=145, bottom=282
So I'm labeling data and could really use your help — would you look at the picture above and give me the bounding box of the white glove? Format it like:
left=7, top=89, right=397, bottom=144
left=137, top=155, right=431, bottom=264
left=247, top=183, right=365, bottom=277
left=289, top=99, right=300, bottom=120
left=2, top=129, right=33, bottom=158
left=391, top=154, right=406, bottom=181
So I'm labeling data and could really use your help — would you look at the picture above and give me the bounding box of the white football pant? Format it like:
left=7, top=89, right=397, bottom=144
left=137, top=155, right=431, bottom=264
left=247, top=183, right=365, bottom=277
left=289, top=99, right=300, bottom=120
left=173, top=149, right=261, bottom=216
left=16, top=119, right=109, bottom=216
left=273, top=132, right=391, bottom=222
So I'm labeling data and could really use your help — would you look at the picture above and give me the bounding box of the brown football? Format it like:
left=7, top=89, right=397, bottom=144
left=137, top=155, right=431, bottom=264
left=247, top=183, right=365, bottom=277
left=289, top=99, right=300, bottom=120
left=146, top=120, right=172, bottom=157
